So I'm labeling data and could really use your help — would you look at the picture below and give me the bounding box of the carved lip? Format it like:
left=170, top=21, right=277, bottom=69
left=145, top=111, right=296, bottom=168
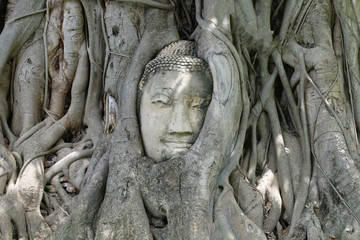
left=164, top=141, right=192, bottom=148
left=162, top=139, right=193, bottom=149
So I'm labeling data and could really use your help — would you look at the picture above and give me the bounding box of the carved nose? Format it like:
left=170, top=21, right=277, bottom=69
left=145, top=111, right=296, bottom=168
left=168, top=103, right=193, bottom=134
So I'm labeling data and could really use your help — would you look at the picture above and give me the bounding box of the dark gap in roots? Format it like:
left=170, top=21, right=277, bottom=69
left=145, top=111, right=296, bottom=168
left=146, top=207, right=168, bottom=229
left=274, top=76, right=284, bottom=103
left=10, top=220, right=18, bottom=239
left=0, top=0, right=8, bottom=33
left=176, top=0, right=197, bottom=39
left=342, top=56, right=354, bottom=106
left=112, top=25, right=119, bottom=37
left=270, top=0, right=285, bottom=36
left=64, top=89, right=72, bottom=113
left=40, top=197, right=52, bottom=217
left=3, top=177, right=9, bottom=194
left=278, top=206, right=290, bottom=229
left=149, top=216, right=168, bottom=229
left=279, top=63, right=298, bottom=131
left=242, top=128, right=252, bottom=151
left=53, top=54, right=60, bottom=72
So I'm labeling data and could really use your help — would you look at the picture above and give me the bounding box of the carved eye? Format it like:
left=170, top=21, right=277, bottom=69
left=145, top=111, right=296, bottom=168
left=190, top=97, right=209, bottom=109
left=191, top=103, right=202, bottom=109
left=151, top=94, right=172, bottom=107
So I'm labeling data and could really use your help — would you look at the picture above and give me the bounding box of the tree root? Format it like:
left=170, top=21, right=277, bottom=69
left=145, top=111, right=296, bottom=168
left=81, top=0, right=105, bottom=144
left=116, top=0, right=175, bottom=11
left=45, top=148, right=94, bottom=183
left=13, top=121, right=46, bottom=149
left=18, top=142, right=74, bottom=179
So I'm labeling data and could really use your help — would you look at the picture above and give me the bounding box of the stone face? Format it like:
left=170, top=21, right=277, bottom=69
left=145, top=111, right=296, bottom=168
left=139, top=70, right=212, bottom=162
left=138, top=40, right=212, bottom=163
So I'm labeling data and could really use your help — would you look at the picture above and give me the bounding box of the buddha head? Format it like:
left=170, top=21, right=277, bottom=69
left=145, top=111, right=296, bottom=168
left=138, top=40, right=213, bottom=162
